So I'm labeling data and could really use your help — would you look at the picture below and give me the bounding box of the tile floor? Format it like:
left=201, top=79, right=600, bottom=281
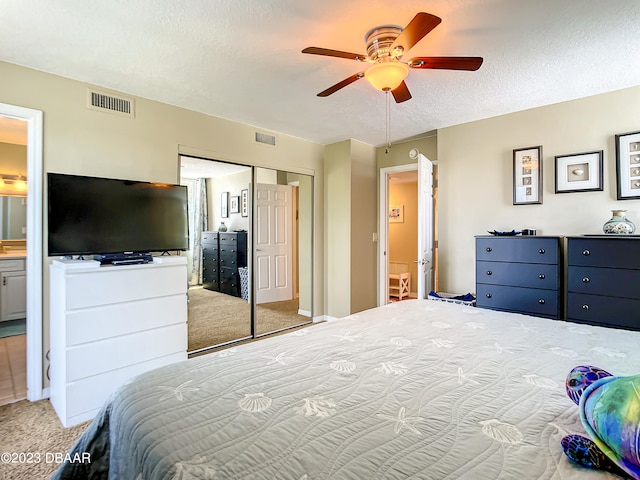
left=0, top=334, right=27, bottom=406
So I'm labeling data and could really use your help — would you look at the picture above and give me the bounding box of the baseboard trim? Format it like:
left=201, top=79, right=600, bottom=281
left=313, top=315, right=340, bottom=323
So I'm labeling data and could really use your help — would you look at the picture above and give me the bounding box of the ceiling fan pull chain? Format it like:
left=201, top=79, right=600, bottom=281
left=385, top=91, right=391, bottom=153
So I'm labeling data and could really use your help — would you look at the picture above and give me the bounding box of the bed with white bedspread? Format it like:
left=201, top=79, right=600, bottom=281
left=53, top=300, right=640, bottom=479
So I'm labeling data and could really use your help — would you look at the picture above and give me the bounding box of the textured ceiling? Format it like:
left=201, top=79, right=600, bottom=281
left=1, top=0, right=639, bottom=146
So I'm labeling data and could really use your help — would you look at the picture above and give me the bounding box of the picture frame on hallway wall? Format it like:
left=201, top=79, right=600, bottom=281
left=615, top=130, right=640, bottom=200
left=554, top=150, right=603, bottom=193
left=513, top=146, right=542, bottom=205
left=389, top=205, right=404, bottom=223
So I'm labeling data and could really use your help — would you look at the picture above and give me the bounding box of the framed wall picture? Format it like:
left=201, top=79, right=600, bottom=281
left=615, top=130, right=640, bottom=200
left=513, top=146, right=542, bottom=205
left=230, top=195, right=240, bottom=214
left=389, top=205, right=404, bottom=223
left=221, top=191, right=229, bottom=218
left=241, top=189, right=249, bottom=217
left=554, top=150, right=603, bottom=193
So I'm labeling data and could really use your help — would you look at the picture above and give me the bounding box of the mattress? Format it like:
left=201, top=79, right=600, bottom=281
left=53, top=300, right=640, bottom=479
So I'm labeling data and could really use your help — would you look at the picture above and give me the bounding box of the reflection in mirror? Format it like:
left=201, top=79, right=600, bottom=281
left=254, top=167, right=313, bottom=336
left=0, top=196, right=27, bottom=240
left=181, top=156, right=252, bottom=353
left=0, top=137, right=28, bottom=241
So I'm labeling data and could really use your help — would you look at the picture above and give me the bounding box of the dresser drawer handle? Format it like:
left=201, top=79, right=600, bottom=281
left=582, top=277, right=590, bottom=283
left=485, top=247, right=492, bottom=253
left=538, top=299, right=545, bottom=304
left=582, top=304, right=589, bottom=310
left=538, top=274, right=545, bottom=279
left=538, top=248, right=545, bottom=254
left=582, top=249, right=590, bottom=256
left=486, top=270, right=492, bottom=276
left=486, top=293, right=492, bottom=298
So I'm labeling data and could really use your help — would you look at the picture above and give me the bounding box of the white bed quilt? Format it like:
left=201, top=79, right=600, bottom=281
left=54, top=300, right=640, bottom=479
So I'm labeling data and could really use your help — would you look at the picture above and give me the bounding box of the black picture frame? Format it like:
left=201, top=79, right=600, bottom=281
left=615, top=130, right=640, bottom=200
left=554, top=150, right=603, bottom=193
left=221, top=191, right=229, bottom=218
left=513, top=146, right=542, bottom=205
left=230, top=195, right=240, bottom=214
left=241, top=189, right=249, bottom=217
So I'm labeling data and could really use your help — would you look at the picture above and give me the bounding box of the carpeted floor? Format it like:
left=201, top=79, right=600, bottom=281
left=0, top=399, right=89, bottom=479
left=187, top=286, right=310, bottom=352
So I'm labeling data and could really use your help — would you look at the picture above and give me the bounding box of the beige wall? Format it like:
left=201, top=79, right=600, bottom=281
left=0, top=142, right=27, bottom=174
left=207, top=171, right=252, bottom=233
left=350, top=140, right=377, bottom=313
left=0, top=60, right=326, bottom=386
left=438, top=85, right=640, bottom=294
left=323, top=139, right=377, bottom=317
left=377, top=135, right=438, bottom=169
left=324, top=141, right=352, bottom=317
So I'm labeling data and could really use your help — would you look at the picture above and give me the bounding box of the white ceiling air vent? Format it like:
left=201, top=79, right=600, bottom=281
left=87, top=89, right=135, bottom=118
left=255, top=131, right=276, bottom=146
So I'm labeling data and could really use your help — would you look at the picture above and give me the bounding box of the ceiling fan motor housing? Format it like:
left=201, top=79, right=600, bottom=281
left=364, top=25, right=404, bottom=60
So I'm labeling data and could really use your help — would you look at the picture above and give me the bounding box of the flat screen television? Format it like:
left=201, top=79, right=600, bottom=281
left=47, top=173, right=189, bottom=257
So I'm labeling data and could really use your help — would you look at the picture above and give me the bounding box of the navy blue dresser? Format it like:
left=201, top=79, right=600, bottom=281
left=202, top=231, right=220, bottom=292
left=202, top=231, right=247, bottom=298
left=475, top=236, right=562, bottom=319
left=566, top=236, right=640, bottom=330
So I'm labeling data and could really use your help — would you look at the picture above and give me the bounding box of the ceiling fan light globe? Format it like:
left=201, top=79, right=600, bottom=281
left=364, top=61, right=409, bottom=91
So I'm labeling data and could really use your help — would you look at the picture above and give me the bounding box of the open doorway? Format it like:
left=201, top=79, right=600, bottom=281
left=379, top=152, right=436, bottom=305
left=0, top=103, right=44, bottom=403
left=387, top=170, right=418, bottom=302
left=0, top=115, right=28, bottom=406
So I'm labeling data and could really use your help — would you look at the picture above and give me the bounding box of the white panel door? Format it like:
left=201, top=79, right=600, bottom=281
left=417, top=154, right=434, bottom=298
left=255, top=183, right=293, bottom=304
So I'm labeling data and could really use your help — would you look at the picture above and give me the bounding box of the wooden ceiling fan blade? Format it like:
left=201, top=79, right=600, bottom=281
left=302, top=47, right=367, bottom=61
left=391, top=13, right=442, bottom=53
left=392, top=81, right=412, bottom=103
left=317, top=72, right=365, bottom=97
left=408, top=56, right=484, bottom=71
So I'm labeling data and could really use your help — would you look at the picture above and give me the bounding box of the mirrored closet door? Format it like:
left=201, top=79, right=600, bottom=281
left=181, top=157, right=253, bottom=353
left=181, top=158, right=313, bottom=354
left=254, top=168, right=313, bottom=337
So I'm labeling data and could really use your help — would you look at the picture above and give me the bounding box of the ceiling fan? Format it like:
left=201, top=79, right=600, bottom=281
left=302, top=12, right=483, bottom=103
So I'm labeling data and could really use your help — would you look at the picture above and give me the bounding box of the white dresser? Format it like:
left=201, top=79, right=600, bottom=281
left=49, top=256, right=188, bottom=427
